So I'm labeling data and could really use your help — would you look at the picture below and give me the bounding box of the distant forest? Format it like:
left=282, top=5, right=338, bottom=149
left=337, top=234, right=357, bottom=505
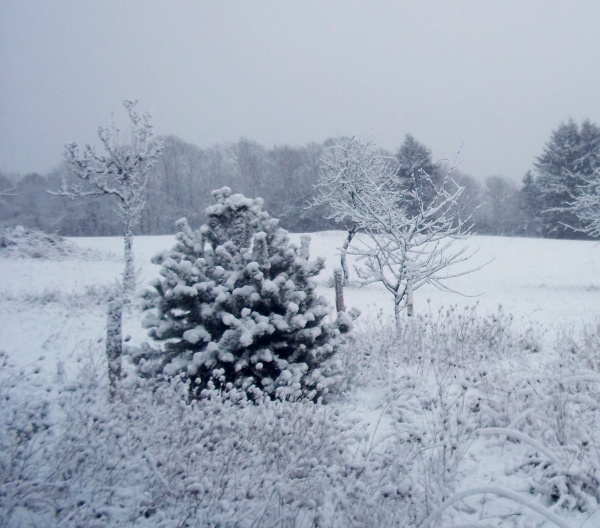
left=1, top=119, right=598, bottom=239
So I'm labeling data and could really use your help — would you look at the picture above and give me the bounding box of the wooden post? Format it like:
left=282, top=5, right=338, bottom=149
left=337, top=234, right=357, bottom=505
left=406, top=278, right=414, bottom=317
left=334, top=267, right=346, bottom=313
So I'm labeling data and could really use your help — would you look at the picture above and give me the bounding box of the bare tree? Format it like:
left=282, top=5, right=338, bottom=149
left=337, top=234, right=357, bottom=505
left=316, top=138, right=477, bottom=326
left=352, top=173, right=476, bottom=324
left=313, top=137, right=392, bottom=283
left=50, top=100, right=163, bottom=296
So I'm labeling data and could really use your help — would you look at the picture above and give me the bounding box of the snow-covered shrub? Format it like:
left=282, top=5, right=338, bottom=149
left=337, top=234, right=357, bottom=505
left=334, top=306, right=553, bottom=526
left=343, top=304, right=532, bottom=391
left=5, top=305, right=600, bottom=527
left=567, top=319, right=600, bottom=372
left=0, top=352, right=54, bottom=526
left=480, top=359, right=600, bottom=513
left=0, top=345, right=379, bottom=527
left=141, top=187, right=352, bottom=400
left=0, top=225, right=115, bottom=260
left=378, top=311, right=600, bottom=524
left=2, top=283, right=122, bottom=308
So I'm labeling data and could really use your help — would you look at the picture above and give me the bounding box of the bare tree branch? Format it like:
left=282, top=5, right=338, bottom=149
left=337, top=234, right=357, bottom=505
left=568, top=167, right=600, bottom=238
left=49, top=100, right=163, bottom=296
left=315, top=137, right=480, bottom=327
left=0, top=186, right=17, bottom=204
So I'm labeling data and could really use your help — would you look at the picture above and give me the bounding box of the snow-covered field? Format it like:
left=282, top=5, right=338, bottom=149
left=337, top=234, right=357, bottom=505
left=3, top=232, right=599, bottom=365
left=1, top=231, right=600, bottom=527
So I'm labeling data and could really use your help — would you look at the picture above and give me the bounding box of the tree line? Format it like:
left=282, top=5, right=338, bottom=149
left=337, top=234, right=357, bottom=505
left=1, top=118, right=600, bottom=239
left=0, top=136, right=334, bottom=236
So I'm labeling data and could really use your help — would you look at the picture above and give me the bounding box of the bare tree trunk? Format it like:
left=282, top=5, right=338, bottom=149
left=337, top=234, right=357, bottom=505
left=334, top=267, right=346, bottom=313
left=123, top=216, right=135, bottom=297
left=394, top=298, right=402, bottom=331
left=106, top=297, right=123, bottom=400
left=340, top=224, right=357, bottom=285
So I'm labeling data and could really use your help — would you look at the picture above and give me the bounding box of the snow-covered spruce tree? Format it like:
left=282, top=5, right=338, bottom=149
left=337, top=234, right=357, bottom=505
left=141, top=187, right=351, bottom=400
left=395, top=134, right=442, bottom=217
left=533, top=119, right=600, bottom=238
left=571, top=171, right=600, bottom=238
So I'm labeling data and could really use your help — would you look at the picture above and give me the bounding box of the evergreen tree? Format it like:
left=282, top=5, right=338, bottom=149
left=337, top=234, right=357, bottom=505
left=479, top=175, right=523, bottom=236
left=520, top=171, right=542, bottom=236
left=534, top=119, right=600, bottom=238
left=577, top=120, right=600, bottom=175
left=395, top=134, right=441, bottom=215
left=569, top=122, right=600, bottom=239
left=141, top=187, right=351, bottom=400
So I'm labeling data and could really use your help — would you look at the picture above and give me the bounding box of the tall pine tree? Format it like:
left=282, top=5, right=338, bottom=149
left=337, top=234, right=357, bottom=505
left=534, top=119, right=600, bottom=238
left=395, top=134, right=441, bottom=216
left=520, top=171, right=542, bottom=236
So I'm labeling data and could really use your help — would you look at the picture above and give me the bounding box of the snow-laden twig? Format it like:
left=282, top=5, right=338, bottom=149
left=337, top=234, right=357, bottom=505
left=421, top=486, right=572, bottom=528
left=566, top=167, right=600, bottom=238
left=475, top=427, right=564, bottom=469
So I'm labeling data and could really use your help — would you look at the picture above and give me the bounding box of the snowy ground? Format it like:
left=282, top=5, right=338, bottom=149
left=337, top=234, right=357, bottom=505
left=3, top=231, right=598, bottom=364
left=1, top=231, right=600, bottom=527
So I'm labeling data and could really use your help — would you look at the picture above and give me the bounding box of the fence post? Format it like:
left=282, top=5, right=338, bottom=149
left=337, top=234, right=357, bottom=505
left=334, top=267, right=346, bottom=313
left=406, top=277, right=414, bottom=317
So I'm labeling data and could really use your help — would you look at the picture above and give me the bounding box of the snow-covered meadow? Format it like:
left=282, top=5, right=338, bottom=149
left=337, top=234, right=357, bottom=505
left=2, top=230, right=600, bottom=527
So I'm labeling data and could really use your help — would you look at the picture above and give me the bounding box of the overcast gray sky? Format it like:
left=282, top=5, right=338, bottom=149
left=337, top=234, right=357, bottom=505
left=2, top=0, right=600, bottom=180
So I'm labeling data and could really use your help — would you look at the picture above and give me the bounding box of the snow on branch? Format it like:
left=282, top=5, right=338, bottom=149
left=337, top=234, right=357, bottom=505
left=316, top=137, right=480, bottom=325
left=52, top=100, right=163, bottom=222
left=421, top=486, right=572, bottom=528
left=0, top=186, right=16, bottom=205
left=49, top=100, right=163, bottom=296
left=569, top=168, right=600, bottom=238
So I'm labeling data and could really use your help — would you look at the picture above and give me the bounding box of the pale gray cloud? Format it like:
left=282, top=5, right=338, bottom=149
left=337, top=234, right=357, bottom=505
left=2, top=0, right=600, bottom=180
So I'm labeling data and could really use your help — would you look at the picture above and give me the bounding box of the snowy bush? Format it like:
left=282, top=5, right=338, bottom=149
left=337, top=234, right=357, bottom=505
left=2, top=283, right=122, bottom=308
left=0, top=225, right=115, bottom=260
left=0, top=352, right=54, bottom=526
left=3, top=308, right=600, bottom=526
left=477, top=360, right=600, bottom=514
left=338, top=306, right=519, bottom=525
left=141, top=188, right=352, bottom=400
left=0, top=346, right=389, bottom=527
left=333, top=305, right=599, bottom=526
